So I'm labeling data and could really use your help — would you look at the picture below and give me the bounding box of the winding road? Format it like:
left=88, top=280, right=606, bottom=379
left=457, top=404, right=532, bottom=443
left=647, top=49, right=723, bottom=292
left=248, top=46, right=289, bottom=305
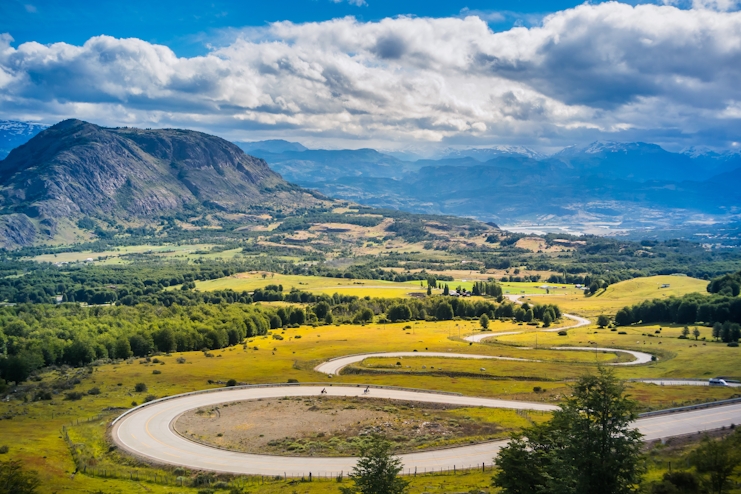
left=112, top=384, right=741, bottom=477
left=110, top=303, right=738, bottom=476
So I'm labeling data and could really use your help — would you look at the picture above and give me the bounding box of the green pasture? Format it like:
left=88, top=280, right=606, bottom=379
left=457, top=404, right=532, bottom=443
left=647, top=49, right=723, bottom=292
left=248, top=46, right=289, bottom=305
left=526, top=275, right=709, bottom=318
left=192, top=272, right=582, bottom=299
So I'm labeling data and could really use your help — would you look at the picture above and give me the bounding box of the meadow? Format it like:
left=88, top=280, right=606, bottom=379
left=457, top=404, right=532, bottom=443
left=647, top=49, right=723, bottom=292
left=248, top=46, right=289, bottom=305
left=192, top=271, right=582, bottom=299
left=525, top=275, right=709, bottom=317
left=2, top=303, right=740, bottom=493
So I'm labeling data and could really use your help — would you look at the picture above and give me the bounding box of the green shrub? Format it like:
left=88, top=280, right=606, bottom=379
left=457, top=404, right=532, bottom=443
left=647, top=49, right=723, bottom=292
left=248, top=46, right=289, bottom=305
left=226, top=379, right=237, bottom=387
left=87, top=387, right=100, bottom=395
left=64, top=391, right=83, bottom=401
left=134, top=383, right=147, bottom=392
left=152, top=369, right=162, bottom=374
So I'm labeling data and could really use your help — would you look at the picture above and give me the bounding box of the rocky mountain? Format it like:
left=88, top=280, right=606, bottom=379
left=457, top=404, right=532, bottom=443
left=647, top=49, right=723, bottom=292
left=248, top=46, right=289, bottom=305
left=0, top=120, right=314, bottom=248
left=0, top=120, right=48, bottom=159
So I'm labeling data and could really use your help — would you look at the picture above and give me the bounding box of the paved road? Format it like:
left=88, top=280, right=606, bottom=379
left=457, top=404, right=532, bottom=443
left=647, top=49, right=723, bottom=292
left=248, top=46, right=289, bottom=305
left=636, top=379, right=741, bottom=388
left=315, top=352, right=535, bottom=375
left=463, top=312, right=591, bottom=343
left=112, top=385, right=741, bottom=476
left=314, top=344, right=653, bottom=375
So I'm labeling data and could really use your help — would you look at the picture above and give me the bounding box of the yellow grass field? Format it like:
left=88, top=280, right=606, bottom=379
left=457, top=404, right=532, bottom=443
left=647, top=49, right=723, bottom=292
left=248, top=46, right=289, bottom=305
left=193, top=272, right=583, bottom=299
left=2, top=312, right=740, bottom=493
left=525, top=275, right=709, bottom=317
left=2, top=273, right=736, bottom=493
left=193, top=272, right=431, bottom=298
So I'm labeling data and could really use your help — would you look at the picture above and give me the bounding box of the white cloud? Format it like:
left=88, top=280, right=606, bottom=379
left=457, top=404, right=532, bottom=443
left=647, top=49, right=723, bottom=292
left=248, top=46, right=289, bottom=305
left=1, top=3, right=740, bottom=150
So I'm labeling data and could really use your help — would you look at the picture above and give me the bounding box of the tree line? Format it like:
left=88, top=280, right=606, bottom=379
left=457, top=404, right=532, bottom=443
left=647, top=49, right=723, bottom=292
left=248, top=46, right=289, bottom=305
left=614, top=292, right=741, bottom=330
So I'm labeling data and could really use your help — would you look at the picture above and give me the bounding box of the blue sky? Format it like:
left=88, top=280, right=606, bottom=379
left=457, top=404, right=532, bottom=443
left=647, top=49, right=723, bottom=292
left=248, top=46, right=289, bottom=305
left=0, top=0, right=740, bottom=152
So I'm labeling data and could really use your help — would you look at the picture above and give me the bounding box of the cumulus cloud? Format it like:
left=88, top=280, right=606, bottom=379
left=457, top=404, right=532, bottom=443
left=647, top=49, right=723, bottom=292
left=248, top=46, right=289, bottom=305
left=1, top=3, right=740, bottom=149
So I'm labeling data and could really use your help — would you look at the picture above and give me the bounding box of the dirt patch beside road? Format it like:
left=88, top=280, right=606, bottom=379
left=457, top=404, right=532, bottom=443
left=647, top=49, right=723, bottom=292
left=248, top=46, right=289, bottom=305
left=174, top=396, right=539, bottom=456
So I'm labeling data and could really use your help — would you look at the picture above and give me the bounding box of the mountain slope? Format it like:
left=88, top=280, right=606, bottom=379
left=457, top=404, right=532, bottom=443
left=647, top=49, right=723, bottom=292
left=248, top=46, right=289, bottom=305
left=0, top=120, right=313, bottom=248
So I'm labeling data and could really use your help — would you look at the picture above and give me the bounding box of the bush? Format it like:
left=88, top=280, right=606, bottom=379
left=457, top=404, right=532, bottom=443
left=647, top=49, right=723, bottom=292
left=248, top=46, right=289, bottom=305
left=618, top=331, right=627, bottom=335
left=557, top=331, right=567, bottom=336
left=287, top=379, right=299, bottom=383
left=0, top=445, right=8, bottom=454
left=0, top=458, right=40, bottom=492
left=226, top=379, right=237, bottom=387
left=152, top=369, right=162, bottom=374
left=728, top=342, right=739, bottom=347
left=134, top=383, right=147, bottom=392
left=87, top=387, right=101, bottom=395
left=33, top=390, right=52, bottom=401
left=272, top=334, right=284, bottom=340
left=144, top=395, right=157, bottom=403
left=176, top=357, right=186, bottom=364
left=294, top=335, right=302, bottom=339
left=64, top=391, right=83, bottom=401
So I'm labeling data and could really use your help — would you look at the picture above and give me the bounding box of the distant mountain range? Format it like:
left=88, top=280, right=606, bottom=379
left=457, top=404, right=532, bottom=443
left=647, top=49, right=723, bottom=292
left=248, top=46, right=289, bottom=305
left=2, top=122, right=740, bottom=243
left=0, top=120, right=48, bottom=159
left=237, top=139, right=741, bottom=230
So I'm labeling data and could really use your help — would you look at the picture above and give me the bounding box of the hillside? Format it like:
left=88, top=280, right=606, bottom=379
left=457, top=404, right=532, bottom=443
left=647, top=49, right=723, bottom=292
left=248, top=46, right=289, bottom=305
left=525, top=275, right=709, bottom=318
left=0, top=120, right=319, bottom=248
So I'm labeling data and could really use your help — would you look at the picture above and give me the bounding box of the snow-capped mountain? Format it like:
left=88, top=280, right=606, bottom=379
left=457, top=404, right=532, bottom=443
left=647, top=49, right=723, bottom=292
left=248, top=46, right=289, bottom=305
left=0, top=120, right=49, bottom=159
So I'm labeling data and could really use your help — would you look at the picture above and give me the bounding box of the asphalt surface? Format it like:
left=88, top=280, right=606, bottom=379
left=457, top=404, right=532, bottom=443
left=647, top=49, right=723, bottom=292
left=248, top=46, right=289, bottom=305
left=315, top=351, right=534, bottom=375
left=463, top=312, right=591, bottom=343
left=636, top=379, right=741, bottom=388
left=112, top=385, right=741, bottom=476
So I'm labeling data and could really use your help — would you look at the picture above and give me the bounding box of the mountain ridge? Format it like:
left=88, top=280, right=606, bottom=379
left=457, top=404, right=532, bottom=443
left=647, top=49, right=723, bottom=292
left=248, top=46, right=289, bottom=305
left=0, top=120, right=318, bottom=248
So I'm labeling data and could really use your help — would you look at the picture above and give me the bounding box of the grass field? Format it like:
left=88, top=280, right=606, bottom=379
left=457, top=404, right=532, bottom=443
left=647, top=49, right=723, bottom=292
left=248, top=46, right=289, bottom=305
left=30, top=243, right=222, bottom=264
left=2, top=270, right=738, bottom=493
left=192, top=272, right=582, bottom=299
left=525, top=275, right=709, bottom=318
left=193, top=272, right=432, bottom=298
left=3, top=311, right=741, bottom=493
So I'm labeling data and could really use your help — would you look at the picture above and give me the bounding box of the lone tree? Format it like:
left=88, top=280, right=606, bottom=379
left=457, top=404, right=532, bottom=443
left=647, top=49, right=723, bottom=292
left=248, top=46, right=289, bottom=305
left=597, top=315, right=611, bottom=328
left=341, top=435, right=409, bottom=494
left=693, top=327, right=701, bottom=340
left=493, top=368, right=644, bottom=494
left=480, top=314, right=490, bottom=330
